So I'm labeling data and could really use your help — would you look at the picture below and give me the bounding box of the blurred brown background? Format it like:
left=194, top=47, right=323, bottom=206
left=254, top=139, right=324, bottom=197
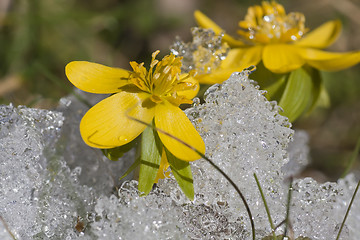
left=0, top=0, right=359, bottom=180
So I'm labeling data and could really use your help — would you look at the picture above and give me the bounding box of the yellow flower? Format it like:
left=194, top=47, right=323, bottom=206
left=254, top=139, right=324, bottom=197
left=194, top=1, right=360, bottom=84
left=65, top=50, right=205, bottom=162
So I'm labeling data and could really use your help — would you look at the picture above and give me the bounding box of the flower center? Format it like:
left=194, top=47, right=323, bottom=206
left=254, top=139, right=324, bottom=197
left=128, top=50, right=196, bottom=105
left=237, top=1, right=307, bottom=44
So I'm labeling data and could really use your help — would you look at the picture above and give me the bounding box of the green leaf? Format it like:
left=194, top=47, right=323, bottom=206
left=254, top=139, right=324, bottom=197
left=252, top=63, right=324, bottom=122
left=305, top=67, right=322, bottom=114
left=316, top=81, right=331, bottom=108
left=102, top=140, right=136, bottom=161
left=138, top=125, right=162, bottom=196
left=166, top=148, right=194, bottom=201
left=278, top=67, right=313, bottom=122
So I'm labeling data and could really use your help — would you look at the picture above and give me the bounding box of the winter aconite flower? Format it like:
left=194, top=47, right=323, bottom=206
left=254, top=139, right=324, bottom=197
left=66, top=51, right=205, bottom=199
left=66, top=50, right=205, bottom=171
left=194, top=1, right=360, bottom=82
left=194, top=1, right=360, bottom=122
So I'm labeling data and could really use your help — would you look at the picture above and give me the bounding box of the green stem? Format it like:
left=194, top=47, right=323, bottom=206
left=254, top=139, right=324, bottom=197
left=341, top=136, right=360, bottom=178
left=336, top=179, right=360, bottom=240
left=254, top=173, right=276, bottom=240
left=282, top=177, right=293, bottom=240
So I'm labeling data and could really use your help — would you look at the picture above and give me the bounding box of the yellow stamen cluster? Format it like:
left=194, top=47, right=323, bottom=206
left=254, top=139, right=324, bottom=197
left=128, top=51, right=196, bottom=106
left=238, top=1, right=307, bottom=44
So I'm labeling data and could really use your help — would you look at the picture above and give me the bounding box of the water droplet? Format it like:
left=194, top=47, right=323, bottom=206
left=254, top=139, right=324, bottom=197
left=119, top=136, right=128, bottom=142
left=204, top=84, right=221, bottom=100
left=192, top=97, right=200, bottom=106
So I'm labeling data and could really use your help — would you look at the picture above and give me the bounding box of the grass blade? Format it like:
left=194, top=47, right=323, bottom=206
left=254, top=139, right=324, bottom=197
left=254, top=173, right=276, bottom=239
left=282, top=177, right=293, bottom=240
left=341, top=136, right=360, bottom=178
left=336, top=179, right=360, bottom=240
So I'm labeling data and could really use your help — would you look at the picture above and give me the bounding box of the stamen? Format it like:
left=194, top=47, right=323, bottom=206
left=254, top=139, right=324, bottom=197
left=150, top=60, right=159, bottom=68
left=127, top=50, right=193, bottom=105
left=163, top=65, right=171, bottom=74
left=152, top=50, right=160, bottom=60
left=238, top=1, right=307, bottom=44
left=153, top=73, right=160, bottom=80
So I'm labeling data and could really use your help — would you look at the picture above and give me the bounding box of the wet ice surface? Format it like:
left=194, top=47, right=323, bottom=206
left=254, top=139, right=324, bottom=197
left=177, top=72, right=293, bottom=238
left=0, top=104, right=95, bottom=239
left=170, top=27, right=229, bottom=74
left=0, top=73, right=359, bottom=239
left=56, top=90, right=135, bottom=195
left=282, top=130, right=310, bottom=178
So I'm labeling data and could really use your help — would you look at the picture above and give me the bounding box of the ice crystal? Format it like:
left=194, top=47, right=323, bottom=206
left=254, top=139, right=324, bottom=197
left=170, top=27, right=229, bottom=74
left=56, top=90, right=135, bottom=195
left=0, top=104, right=95, bottom=239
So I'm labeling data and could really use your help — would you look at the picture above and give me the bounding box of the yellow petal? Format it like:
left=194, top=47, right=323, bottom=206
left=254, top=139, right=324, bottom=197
left=301, top=48, right=360, bottom=71
left=154, top=150, right=171, bottom=183
left=263, top=44, right=305, bottom=73
left=222, top=46, right=263, bottom=68
left=195, top=67, right=243, bottom=85
left=65, top=61, right=131, bottom=94
left=194, top=10, right=245, bottom=47
left=80, top=91, right=155, bottom=149
left=295, top=20, right=342, bottom=49
left=223, top=34, right=247, bottom=48
left=176, top=75, right=199, bottom=99
left=196, top=46, right=263, bottom=84
left=155, top=100, right=205, bottom=161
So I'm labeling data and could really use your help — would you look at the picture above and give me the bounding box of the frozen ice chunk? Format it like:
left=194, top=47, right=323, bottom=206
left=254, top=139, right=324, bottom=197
left=181, top=71, right=294, bottom=238
left=170, top=27, right=229, bottom=74
left=0, top=104, right=95, bottom=239
left=289, top=175, right=360, bottom=240
left=92, top=181, right=185, bottom=240
left=56, top=89, right=135, bottom=195
left=283, top=130, right=310, bottom=177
